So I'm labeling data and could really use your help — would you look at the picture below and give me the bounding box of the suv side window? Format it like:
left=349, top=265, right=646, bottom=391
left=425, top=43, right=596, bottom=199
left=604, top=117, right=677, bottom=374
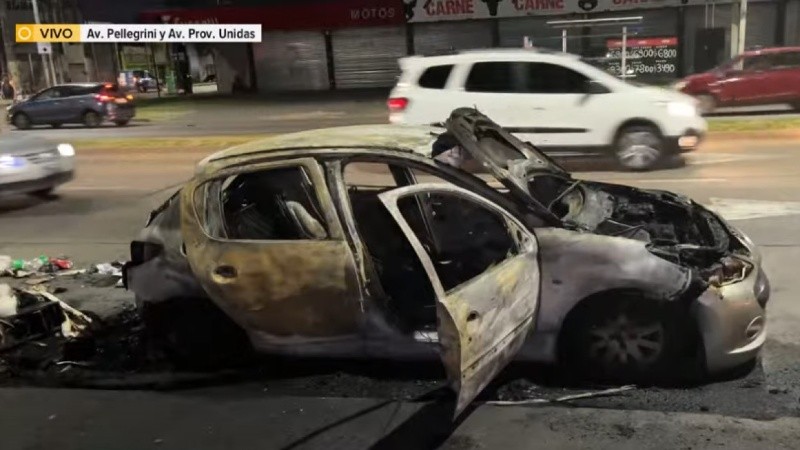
left=397, top=192, right=519, bottom=292
left=35, top=87, right=63, bottom=100
left=465, top=62, right=518, bottom=93
left=523, top=62, right=590, bottom=94
left=201, top=166, right=329, bottom=241
left=773, top=51, right=800, bottom=69
left=743, top=54, right=775, bottom=72
left=418, top=65, right=454, bottom=89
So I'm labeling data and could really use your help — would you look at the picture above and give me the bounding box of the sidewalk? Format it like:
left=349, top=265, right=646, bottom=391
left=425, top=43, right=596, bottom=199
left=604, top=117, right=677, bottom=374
left=0, top=387, right=797, bottom=450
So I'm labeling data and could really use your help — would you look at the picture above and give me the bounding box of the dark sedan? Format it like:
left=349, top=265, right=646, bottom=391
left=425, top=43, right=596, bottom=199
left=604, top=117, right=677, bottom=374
left=7, top=83, right=135, bottom=129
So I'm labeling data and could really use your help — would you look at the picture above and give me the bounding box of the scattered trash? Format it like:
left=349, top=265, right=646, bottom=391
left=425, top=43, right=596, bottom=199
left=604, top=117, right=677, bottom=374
left=25, top=277, right=53, bottom=286
left=0, top=284, right=17, bottom=317
left=94, top=263, right=123, bottom=277
left=487, top=385, right=637, bottom=406
left=11, top=256, right=49, bottom=273
left=0, top=256, right=11, bottom=274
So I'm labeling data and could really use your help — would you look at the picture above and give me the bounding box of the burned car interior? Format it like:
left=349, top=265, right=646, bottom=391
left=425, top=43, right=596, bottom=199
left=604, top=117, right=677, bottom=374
left=342, top=160, right=519, bottom=333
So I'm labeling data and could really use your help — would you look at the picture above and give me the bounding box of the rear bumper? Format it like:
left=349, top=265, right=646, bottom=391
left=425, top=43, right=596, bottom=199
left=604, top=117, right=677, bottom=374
left=0, top=170, right=74, bottom=196
left=106, top=105, right=136, bottom=121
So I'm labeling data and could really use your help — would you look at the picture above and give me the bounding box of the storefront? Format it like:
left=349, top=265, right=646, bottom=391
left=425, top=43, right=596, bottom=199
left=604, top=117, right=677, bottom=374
left=140, top=0, right=406, bottom=92
left=140, top=0, right=790, bottom=92
left=405, top=0, right=785, bottom=81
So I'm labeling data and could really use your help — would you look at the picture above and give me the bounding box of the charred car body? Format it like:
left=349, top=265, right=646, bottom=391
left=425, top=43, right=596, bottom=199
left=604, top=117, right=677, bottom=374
left=124, top=109, right=769, bottom=415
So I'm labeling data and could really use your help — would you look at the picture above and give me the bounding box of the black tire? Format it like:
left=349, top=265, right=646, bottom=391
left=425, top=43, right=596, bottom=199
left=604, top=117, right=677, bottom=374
left=30, top=187, right=56, bottom=199
left=613, top=125, right=664, bottom=171
left=12, top=112, right=31, bottom=130
left=559, top=293, right=695, bottom=384
left=140, top=297, right=254, bottom=370
left=696, top=94, right=717, bottom=115
left=791, top=101, right=800, bottom=112
left=114, top=119, right=130, bottom=126
left=50, top=123, right=62, bottom=129
left=82, top=111, right=101, bottom=128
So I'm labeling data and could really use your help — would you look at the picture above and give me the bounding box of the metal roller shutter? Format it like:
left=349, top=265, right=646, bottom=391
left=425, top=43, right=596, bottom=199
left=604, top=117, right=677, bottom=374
left=413, top=21, right=494, bottom=56
left=498, top=16, right=573, bottom=51
left=253, top=31, right=329, bottom=92
left=745, top=2, right=779, bottom=48
left=332, top=26, right=407, bottom=89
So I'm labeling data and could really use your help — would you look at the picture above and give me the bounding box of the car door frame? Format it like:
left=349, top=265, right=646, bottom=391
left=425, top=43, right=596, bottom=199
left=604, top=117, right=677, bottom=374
left=24, top=87, right=63, bottom=124
left=377, top=182, right=542, bottom=417
left=180, top=156, right=367, bottom=355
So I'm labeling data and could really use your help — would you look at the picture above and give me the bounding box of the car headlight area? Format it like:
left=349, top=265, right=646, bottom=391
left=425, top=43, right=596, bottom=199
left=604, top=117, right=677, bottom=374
left=57, top=143, right=76, bottom=157
left=666, top=101, right=698, bottom=117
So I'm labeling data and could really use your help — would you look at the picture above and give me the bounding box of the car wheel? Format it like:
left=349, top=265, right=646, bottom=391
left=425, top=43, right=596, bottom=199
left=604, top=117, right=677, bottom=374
left=82, top=111, right=101, bottom=128
left=560, top=293, right=694, bottom=383
left=50, top=123, right=62, bottom=129
left=30, top=187, right=56, bottom=199
left=12, top=113, right=31, bottom=130
left=140, top=297, right=255, bottom=370
left=696, top=94, right=716, bottom=115
left=114, top=119, right=130, bottom=126
left=614, top=125, right=664, bottom=171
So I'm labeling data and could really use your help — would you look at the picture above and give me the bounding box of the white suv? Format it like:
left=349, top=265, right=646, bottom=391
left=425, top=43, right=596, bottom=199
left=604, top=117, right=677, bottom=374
left=388, top=49, right=707, bottom=170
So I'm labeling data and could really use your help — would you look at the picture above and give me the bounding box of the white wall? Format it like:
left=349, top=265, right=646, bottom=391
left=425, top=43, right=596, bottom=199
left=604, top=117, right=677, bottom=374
left=212, top=44, right=251, bottom=93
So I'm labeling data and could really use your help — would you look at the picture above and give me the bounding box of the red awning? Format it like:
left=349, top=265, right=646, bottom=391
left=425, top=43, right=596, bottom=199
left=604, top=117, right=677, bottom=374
left=139, top=0, right=406, bottom=30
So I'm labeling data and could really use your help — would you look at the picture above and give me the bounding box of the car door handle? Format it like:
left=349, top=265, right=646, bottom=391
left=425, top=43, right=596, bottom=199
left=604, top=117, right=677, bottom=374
left=213, top=265, right=237, bottom=279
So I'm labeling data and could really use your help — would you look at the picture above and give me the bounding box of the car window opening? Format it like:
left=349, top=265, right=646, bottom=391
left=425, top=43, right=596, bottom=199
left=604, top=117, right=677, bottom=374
left=343, top=161, right=518, bottom=334
left=214, top=166, right=328, bottom=241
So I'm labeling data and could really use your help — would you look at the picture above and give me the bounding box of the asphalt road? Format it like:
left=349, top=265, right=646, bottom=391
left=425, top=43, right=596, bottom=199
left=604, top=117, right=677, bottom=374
left=3, top=97, right=799, bottom=140
left=1, top=113, right=800, bottom=448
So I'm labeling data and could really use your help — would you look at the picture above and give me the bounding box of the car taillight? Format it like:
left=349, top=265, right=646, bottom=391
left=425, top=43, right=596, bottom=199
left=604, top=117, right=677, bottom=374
left=388, top=97, right=409, bottom=112
left=95, top=94, right=113, bottom=102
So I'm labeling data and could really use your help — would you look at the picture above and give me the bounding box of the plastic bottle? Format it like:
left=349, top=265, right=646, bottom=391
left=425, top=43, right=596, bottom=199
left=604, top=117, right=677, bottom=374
left=10, top=255, right=48, bottom=272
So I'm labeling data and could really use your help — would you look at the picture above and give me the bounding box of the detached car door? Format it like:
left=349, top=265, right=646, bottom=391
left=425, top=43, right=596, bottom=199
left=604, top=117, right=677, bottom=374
left=180, top=158, right=364, bottom=345
left=378, top=183, right=541, bottom=416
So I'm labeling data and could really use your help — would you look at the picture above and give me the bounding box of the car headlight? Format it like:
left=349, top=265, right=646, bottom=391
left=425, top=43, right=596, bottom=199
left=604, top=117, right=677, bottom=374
left=707, top=255, right=754, bottom=287
left=57, top=143, right=75, bottom=157
left=666, top=101, right=697, bottom=117
left=0, top=155, right=26, bottom=168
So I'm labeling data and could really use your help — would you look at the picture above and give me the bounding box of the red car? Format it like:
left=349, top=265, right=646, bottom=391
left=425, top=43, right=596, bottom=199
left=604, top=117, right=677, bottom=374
left=676, top=47, right=800, bottom=114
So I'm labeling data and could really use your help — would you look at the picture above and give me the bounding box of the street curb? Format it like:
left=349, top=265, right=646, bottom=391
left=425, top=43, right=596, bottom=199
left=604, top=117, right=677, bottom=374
left=707, top=130, right=800, bottom=140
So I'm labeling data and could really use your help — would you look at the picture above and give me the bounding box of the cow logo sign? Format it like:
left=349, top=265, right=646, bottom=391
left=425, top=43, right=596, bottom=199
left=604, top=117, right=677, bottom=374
left=578, top=0, right=598, bottom=11
left=404, top=0, right=418, bottom=20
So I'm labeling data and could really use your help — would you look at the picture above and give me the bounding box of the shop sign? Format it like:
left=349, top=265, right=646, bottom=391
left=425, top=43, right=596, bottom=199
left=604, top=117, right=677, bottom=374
left=141, top=0, right=405, bottom=30
left=597, top=36, right=680, bottom=80
left=404, top=0, right=745, bottom=22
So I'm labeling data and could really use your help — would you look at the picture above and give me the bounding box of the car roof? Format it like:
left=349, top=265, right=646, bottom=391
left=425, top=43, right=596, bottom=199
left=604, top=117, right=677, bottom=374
left=200, top=124, right=442, bottom=167
left=399, top=48, right=580, bottom=67
left=55, top=82, right=104, bottom=87
left=742, top=46, right=800, bottom=56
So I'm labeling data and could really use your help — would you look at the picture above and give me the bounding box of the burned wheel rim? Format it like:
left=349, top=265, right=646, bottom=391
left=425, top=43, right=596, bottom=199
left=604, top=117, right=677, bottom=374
left=587, top=313, right=665, bottom=368
left=616, top=130, right=662, bottom=170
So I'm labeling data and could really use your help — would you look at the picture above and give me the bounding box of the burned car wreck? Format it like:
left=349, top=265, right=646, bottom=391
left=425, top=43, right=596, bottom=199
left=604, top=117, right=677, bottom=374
left=124, top=108, right=770, bottom=415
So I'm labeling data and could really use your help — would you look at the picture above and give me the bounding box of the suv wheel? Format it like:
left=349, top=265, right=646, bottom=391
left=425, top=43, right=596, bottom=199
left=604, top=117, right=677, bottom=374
left=696, top=94, right=716, bottom=115
left=614, top=125, right=664, bottom=171
left=82, top=111, right=101, bottom=128
left=12, top=113, right=31, bottom=129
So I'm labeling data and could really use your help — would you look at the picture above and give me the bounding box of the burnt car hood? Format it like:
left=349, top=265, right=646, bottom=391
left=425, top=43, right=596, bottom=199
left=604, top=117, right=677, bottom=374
left=445, top=108, right=568, bottom=224
left=559, top=179, right=751, bottom=271
left=443, top=109, right=748, bottom=270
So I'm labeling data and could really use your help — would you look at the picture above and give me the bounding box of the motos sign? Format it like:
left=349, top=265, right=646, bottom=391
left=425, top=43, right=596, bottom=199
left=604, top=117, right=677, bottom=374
left=405, top=0, right=751, bottom=22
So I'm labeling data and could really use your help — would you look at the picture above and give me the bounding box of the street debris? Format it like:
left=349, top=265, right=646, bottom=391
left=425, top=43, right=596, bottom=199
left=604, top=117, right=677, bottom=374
left=487, top=385, right=637, bottom=406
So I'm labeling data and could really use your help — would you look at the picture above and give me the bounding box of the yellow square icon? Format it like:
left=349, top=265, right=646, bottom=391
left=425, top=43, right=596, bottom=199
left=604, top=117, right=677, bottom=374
left=16, top=24, right=36, bottom=43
